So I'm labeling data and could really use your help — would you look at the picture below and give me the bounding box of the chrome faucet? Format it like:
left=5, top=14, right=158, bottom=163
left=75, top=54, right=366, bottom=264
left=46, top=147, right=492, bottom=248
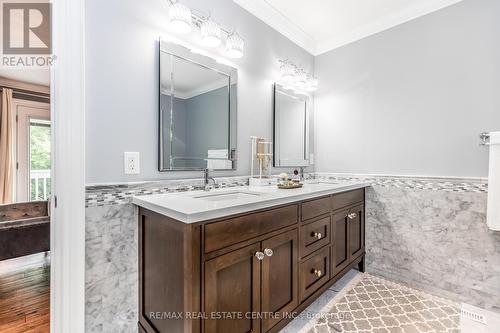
left=204, top=168, right=216, bottom=191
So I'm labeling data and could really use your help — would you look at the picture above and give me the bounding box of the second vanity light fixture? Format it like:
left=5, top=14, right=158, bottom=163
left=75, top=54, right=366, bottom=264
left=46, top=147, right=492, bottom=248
left=168, top=0, right=245, bottom=59
left=279, top=59, right=318, bottom=93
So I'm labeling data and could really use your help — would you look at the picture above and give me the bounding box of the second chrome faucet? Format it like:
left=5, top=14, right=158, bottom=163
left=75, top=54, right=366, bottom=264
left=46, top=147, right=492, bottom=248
left=203, top=168, right=217, bottom=191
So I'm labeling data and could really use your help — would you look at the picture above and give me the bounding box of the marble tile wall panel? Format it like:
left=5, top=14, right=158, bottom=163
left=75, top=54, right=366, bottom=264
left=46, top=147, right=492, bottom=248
left=365, top=185, right=500, bottom=313
left=85, top=203, right=138, bottom=333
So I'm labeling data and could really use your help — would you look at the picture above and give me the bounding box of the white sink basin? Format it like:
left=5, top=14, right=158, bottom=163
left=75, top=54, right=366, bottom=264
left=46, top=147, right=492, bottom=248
left=192, top=191, right=263, bottom=202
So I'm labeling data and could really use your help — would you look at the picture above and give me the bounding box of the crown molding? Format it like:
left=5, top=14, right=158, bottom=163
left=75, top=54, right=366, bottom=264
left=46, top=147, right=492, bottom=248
left=232, top=0, right=317, bottom=55
left=233, top=0, right=464, bottom=56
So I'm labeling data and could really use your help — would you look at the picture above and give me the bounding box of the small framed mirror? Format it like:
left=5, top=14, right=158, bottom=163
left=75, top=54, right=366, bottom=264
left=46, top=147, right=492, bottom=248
left=159, top=40, right=237, bottom=171
left=273, top=84, right=310, bottom=167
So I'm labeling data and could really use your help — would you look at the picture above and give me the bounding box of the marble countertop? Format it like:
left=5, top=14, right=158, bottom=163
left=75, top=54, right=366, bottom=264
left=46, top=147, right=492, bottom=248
left=132, top=180, right=370, bottom=223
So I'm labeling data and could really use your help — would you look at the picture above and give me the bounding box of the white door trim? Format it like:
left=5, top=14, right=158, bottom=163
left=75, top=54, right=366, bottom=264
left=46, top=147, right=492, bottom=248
left=51, top=0, right=86, bottom=332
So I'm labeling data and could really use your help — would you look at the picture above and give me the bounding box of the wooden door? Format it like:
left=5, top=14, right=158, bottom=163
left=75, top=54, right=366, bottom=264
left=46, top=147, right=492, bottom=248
left=205, top=243, right=261, bottom=333
left=348, top=204, right=365, bottom=260
left=261, top=229, right=298, bottom=332
left=331, top=209, right=350, bottom=278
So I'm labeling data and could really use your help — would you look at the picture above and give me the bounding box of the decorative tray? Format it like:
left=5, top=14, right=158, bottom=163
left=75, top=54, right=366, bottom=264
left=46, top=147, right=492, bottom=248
left=277, top=183, right=303, bottom=189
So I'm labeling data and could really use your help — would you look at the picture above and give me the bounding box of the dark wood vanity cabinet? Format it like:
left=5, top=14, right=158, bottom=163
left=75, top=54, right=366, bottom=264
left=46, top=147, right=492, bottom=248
left=138, top=188, right=366, bottom=333
left=204, top=229, right=298, bottom=333
left=205, top=243, right=262, bottom=333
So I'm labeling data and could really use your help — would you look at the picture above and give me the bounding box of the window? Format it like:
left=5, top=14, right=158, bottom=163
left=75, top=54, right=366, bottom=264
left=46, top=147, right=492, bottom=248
left=29, top=119, right=51, bottom=201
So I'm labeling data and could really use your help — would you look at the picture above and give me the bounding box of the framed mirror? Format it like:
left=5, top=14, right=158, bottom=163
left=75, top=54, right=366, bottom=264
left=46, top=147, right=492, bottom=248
left=159, top=40, right=237, bottom=171
left=273, top=84, right=310, bottom=167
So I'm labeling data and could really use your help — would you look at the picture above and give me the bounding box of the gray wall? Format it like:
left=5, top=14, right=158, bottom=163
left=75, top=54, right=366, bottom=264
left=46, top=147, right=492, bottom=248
left=314, top=0, right=500, bottom=178
left=85, top=0, right=314, bottom=184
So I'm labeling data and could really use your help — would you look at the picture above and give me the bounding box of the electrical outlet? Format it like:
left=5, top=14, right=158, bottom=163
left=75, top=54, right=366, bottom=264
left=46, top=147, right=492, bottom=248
left=124, top=152, right=140, bottom=174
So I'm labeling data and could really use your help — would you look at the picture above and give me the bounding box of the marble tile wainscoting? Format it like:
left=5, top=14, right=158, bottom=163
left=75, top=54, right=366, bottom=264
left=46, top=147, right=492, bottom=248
left=85, top=173, right=499, bottom=332
left=314, top=173, right=500, bottom=314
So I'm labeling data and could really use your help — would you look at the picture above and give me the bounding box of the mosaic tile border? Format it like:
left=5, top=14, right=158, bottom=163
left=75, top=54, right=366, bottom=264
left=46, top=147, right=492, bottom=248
left=85, top=173, right=487, bottom=207
left=313, top=173, right=488, bottom=193
left=85, top=176, right=250, bottom=207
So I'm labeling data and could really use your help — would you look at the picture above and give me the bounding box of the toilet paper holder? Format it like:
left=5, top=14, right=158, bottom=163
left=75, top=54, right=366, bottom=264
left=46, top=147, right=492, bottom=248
left=480, top=132, right=490, bottom=146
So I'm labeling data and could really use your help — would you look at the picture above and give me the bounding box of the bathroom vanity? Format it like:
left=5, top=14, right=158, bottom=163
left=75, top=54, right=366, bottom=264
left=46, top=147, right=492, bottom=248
left=133, top=182, right=368, bottom=333
left=142, top=39, right=368, bottom=333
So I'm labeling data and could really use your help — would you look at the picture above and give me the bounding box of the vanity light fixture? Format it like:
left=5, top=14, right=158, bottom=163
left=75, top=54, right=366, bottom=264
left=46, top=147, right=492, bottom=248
left=167, top=0, right=245, bottom=58
left=225, top=33, right=244, bottom=59
left=201, top=19, right=222, bottom=48
left=278, top=58, right=318, bottom=93
left=168, top=2, right=193, bottom=34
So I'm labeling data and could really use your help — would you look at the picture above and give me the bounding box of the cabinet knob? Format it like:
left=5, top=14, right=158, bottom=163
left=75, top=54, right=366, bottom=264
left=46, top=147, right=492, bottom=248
left=255, top=252, right=265, bottom=261
left=311, top=232, right=322, bottom=240
left=312, top=269, right=322, bottom=277
left=348, top=213, right=357, bottom=220
left=264, top=248, right=274, bottom=257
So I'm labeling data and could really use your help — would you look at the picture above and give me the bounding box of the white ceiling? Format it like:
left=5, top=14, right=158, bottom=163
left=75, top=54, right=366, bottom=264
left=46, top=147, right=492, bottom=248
left=0, top=68, right=50, bottom=86
left=234, top=0, right=464, bottom=55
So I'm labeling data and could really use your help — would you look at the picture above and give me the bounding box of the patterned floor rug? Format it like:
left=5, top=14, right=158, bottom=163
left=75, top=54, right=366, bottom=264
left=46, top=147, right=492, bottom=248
left=307, top=274, right=460, bottom=333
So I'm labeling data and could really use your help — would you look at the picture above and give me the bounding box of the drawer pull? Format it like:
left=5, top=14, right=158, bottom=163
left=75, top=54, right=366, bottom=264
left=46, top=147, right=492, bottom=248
left=348, top=213, right=357, bottom=220
left=255, top=252, right=265, bottom=261
left=311, top=269, right=322, bottom=277
left=264, top=248, right=274, bottom=257
left=311, top=232, right=322, bottom=240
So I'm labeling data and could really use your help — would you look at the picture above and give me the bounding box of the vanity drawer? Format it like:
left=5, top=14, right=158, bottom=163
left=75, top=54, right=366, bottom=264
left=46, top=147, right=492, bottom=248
left=301, top=196, right=331, bottom=221
left=332, top=189, right=364, bottom=211
left=204, top=204, right=298, bottom=253
left=300, top=216, right=330, bottom=258
left=299, top=246, right=330, bottom=302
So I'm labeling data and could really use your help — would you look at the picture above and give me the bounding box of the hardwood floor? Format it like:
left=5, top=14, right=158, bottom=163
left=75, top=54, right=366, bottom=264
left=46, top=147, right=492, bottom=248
left=0, top=253, right=50, bottom=333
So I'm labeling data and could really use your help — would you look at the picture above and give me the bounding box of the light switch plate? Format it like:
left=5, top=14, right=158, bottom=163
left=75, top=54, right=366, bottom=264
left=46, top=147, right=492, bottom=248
left=124, top=152, right=140, bottom=174
left=309, top=153, right=314, bottom=165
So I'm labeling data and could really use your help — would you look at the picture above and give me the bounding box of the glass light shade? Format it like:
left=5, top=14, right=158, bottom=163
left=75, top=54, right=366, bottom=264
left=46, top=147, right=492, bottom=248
left=295, top=69, right=308, bottom=87
left=225, top=33, right=244, bottom=58
left=201, top=20, right=222, bottom=47
left=280, top=61, right=296, bottom=82
left=169, top=3, right=192, bottom=34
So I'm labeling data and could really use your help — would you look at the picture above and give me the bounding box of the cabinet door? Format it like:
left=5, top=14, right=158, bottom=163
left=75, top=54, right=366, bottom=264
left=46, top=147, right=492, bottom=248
left=331, top=209, right=350, bottom=278
left=261, top=229, right=298, bottom=332
left=348, top=204, right=365, bottom=260
left=205, top=243, right=261, bottom=333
